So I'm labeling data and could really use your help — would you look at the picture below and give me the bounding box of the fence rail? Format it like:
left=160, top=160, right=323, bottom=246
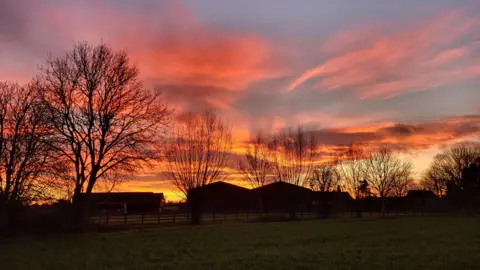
left=87, top=209, right=435, bottom=227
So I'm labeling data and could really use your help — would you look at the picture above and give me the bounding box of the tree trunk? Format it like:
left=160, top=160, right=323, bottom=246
left=189, top=204, right=201, bottom=225
left=258, top=193, right=264, bottom=217
left=381, top=198, right=386, bottom=218
left=187, top=189, right=203, bottom=225
left=71, top=191, right=87, bottom=230
left=355, top=197, right=362, bottom=218
left=69, top=173, right=97, bottom=229
left=0, top=199, right=23, bottom=234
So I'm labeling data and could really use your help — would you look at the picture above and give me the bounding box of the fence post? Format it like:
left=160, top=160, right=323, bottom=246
left=141, top=213, right=144, bottom=224
left=157, top=212, right=160, bottom=225
left=105, top=211, right=109, bottom=225
left=124, top=213, right=127, bottom=225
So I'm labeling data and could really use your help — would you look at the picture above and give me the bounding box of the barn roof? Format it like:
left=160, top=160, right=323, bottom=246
left=251, top=181, right=311, bottom=192
left=89, top=192, right=164, bottom=204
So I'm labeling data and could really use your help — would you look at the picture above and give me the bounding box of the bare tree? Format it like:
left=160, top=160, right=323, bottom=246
left=270, top=126, right=317, bottom=186
left=421, top=164, right=447, bottom=197
left=421, top=144, right=480, bottom=212
left=239, top=132, right=272, bottom=189
left=363, top=146, right=413, bottom=216
left=239, top=132, right=272, bottom=215
left=391, top=169, right=414, bottom=197
left=37, top=42, right=170, bottom=223
left=309, top=159, right=341, bottom=192
left=166, top=111, right=232, bottom=224
left=340, top=144, right=366, bottom=198
left=0, top=82, right=63, bottom=228
left=431, top=144, right=480, bottom=187
left=0, top=82, right=58, bottom=204
left=339, top=143, right=366, bottom=217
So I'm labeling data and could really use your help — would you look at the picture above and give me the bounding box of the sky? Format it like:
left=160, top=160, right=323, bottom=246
left=1, top=0, right=479, bottom=201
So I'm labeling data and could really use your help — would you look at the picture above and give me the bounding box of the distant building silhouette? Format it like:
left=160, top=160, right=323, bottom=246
left=190, top=181, right=252, bottom=213
left=251, top=181, right=312, bottom=217
left=312, top=191, right=352, bottom=217
left=190, top=181, right=354, bottom=218
left=406, top=190, right=437, bottom=214
left=88, top=192, right=165, bottom=214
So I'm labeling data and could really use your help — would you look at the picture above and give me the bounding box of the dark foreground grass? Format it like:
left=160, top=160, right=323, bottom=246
left=2, top=217, right=480, bottom=269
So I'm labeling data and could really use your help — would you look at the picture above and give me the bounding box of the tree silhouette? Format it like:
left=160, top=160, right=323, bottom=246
left=423, top=144, right=480, bottom=197
left=239, top=132, right=272, bottom=189
left=421, top=161, right=448, bottom=197
left=239, top=132, right=272, bottom=215
left=423, top=144, right=480, bottom=212
left=0, top=81, right=60, bottom=226
left=309, top=159, right=341, bottom=192
left=270, top=126, right=317, bottom=187
left=37, top=42, right=170, bottom=224
left=339, top=143, right=366, bottom=217
left=391, top=170, right=415, bottom=197
left=166, top=110, right=232, bottom=224
left=363, top=146, right=413, bottom=217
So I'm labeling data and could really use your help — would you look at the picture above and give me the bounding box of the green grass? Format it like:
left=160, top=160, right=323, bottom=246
left=3, top=217, right=480, bottom=269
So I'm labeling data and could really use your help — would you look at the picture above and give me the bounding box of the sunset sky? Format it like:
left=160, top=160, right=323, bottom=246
left=1, top=0, right=479, bottom=201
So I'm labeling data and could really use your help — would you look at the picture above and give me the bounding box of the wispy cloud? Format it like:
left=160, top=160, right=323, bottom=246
left=325, top=114, right=480, bottom=150
left=288, top=7, right=480, bottom=99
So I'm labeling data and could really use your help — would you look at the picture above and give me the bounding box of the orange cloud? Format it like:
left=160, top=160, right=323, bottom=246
left=138, top=33, right=279, bottom=91
left=4, top=0, right=284, bottom=112
left=288, top=7, right=480, bottom=98
left=338, top=115, right=480, bottom=150
left=124, top=3, right=285, bottom=111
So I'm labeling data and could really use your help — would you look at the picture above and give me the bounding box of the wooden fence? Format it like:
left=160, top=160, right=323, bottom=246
left=87, top=209, right=434, bottom=227
left=89, top=211, right=324, bottom=226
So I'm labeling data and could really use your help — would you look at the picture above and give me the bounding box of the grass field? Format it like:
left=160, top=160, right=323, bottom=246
left=3, top=217, right=480, bottom=269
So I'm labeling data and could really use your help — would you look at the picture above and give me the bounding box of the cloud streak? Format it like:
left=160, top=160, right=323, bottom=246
left=323, top=114, right=480, bottom=150
left=288, top=7, right=480, bottom=99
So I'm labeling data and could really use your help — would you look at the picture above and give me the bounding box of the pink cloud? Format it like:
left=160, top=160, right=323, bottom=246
left=288, top=7, right=480, bottom=99
left=1, top=0, right=286, bottom=112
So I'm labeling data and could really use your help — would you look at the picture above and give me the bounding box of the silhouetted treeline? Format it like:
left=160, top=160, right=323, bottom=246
left=421, top=143, right=480, bottom=213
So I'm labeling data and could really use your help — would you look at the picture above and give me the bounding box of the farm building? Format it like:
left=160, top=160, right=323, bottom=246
left=405, top=190, right=438, bottom=213
left=188, top=182, right=252, bottom=213
left=88, top=192, right=165, bottom=214
left=251, top=181, right=313, bottom=215
left=312, top=191, right=352, bottom=217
